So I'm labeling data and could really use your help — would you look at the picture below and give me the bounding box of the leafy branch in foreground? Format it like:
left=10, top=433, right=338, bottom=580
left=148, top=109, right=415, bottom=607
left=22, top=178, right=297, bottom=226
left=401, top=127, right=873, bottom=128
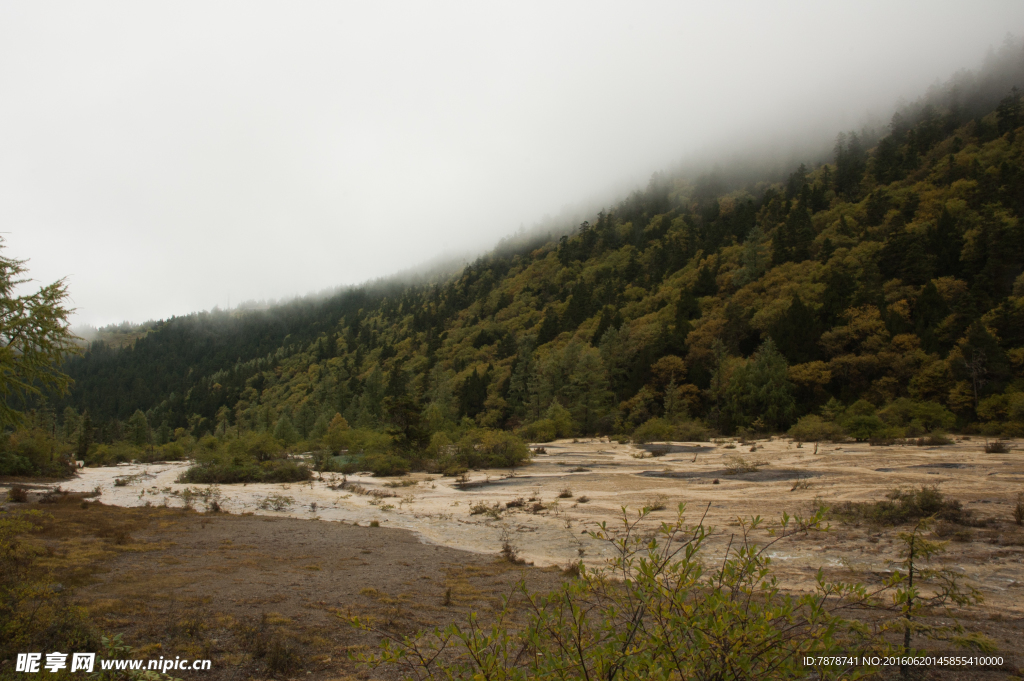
left=351, top=503, right=994, bottom=680
left=351, top=505, right=888, bottom=680
left=0, top=238, right=80, bottom=428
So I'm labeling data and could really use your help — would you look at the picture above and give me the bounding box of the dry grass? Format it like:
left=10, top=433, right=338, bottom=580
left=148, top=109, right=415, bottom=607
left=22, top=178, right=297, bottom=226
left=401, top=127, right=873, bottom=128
left=383, top=479, right=417, bottom=488
left=3, top=498, right=566, bottom=681
left=828, top=487, right=971, bottom=527
left=724, top=456, right=768, bottom=475
left=644, top=494, right=668, bottom=512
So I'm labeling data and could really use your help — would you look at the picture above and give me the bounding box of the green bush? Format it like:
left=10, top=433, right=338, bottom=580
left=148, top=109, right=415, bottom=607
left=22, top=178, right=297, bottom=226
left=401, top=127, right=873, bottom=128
left=84, top=441, right=141, bottom=467
left=129, top=440, right=188, bottom=463
left=839, top=400, right=885, bottom=440
left=520, top=419, right=557, bottom=443
left=877, top=398, right=955, bottom=436
left=362, top=453, right=410, bottom=477
left=545, top=400, right=574, bottom=438
left=631, top=417, right=676, bottom=443
left=353, top=506, right=901, bottom=679
left=179, top=431, right=309, bottom=483
left=179, top=458, right=311, bottom=484
left=469, top=430, right=530, bottom=468
left=673, top=420, right=710, bottom=442
left=830, top=486, right=968, bottom=526
left=788, top=415, right=846, bottom=442
left=226, top=432, right=283, bottom=462
left=632, top=418, right=708, bottom=444
left=329, top=428, right=393, bottom=456
left=0, top=428, right=75, bottom=477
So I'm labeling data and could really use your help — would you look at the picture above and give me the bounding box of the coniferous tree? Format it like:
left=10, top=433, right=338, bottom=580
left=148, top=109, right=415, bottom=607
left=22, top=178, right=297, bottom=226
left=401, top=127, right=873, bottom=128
left=127, top=409, right=150, bottom=446
left=536, top=308, right=561, bottom=345
left=273, top=414, right=299, bottom=445
left=726, top=338, right=796, bottom=431
left=769, top=296, right=821, bottom=364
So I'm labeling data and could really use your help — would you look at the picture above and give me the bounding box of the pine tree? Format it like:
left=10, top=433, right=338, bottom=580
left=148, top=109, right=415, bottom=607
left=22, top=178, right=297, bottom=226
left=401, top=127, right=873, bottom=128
left=769, top=296, right=821, bottom=364
left=0, top=239, right=79, bottom=427
left=273, top=414, right=299, bottom=445
left=128, top=409, right=150, bottom=446
left=566, top=345, right=611, bottom=434
left=536, top=308, right=561, bottom=345
left=726, top=338, right=796, bottom=431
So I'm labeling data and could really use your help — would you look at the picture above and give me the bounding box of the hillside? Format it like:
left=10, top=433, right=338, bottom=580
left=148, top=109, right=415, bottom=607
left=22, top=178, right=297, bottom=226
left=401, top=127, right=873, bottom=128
left=36, top=44, right=1024, bottom=473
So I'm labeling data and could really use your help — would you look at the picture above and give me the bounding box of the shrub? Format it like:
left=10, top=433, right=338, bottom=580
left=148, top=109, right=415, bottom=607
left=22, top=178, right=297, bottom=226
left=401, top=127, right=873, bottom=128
left=521, top=419, right=557, bottom=443
left=673, top=419, right=710, bottom=441
left=545, top=400, right=574, bottom=438
left=788, top=415, right=846, bottom=442
left=323, top=414, right=352, bottom=452
left=226, top=431, right=283, bottom=462
left=352, top=506, right=908, bottom=678
left=363, top=453, right=410, bottom=477
left=498, top=527, right=524, bottom=564
left=841, top=413, right=885, bottom=441
left=557, top=488, right=573, bottom=499
left=632, top=417, right=709, bottom=444
left=0, top=428, right=76, bottom=477
left=149, top=441, right=186, bottom=462
left=331, top=428, right=394, bottom=457
left=984, top=441, right=1009, bottom=453
left=474, top=430, right=530, bottom=468
left=723, top=456, right=765, bottom=475
left=179, top=458, right=311, bottom=484
left=914, top=433, right=953, bottom=446
left=877, top=398, right=955, bottom=436
left=84, top=441, right=140, bottom=467
left=444, top=429, right=530, bottom=470
left=265, top=636, right=301, bottom=675
left=631, top=418, right=675, bottom=444
left=8, top=485, right=28, bottom=502
left=830, top=487, right=968, bottom=526
left=1, top=513, right=100, bottom=662
left=257, top=494, right=294, bottom=511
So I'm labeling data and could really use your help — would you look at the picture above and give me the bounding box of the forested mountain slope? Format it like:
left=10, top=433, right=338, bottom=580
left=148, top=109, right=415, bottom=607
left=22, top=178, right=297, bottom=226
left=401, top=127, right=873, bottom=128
left=55, top=46, right=1024, bottom=454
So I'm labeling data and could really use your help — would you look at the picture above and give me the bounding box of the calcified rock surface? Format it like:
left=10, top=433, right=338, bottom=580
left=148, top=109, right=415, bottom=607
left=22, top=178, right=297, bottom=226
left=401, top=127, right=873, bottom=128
left=46, top=437, right=1024, bottom=614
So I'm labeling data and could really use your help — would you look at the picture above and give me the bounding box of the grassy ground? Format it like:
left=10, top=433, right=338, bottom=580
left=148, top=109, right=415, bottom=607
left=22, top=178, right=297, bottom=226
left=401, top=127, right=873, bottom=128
left=1, top=493, right=564, bottom=680
left=3, top=481, right=1023, bottom=680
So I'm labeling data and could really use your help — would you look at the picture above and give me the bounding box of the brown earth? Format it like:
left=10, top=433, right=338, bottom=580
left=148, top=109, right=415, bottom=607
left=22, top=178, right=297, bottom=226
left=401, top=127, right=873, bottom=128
left=4, top=435, right=1024, bottom=679
left=1, top=496, right=562, bottom=680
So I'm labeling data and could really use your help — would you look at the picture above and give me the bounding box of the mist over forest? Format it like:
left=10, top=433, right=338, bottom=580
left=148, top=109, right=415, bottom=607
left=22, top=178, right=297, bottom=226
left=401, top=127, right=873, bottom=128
left=0, top=34, right=1008, bottom=483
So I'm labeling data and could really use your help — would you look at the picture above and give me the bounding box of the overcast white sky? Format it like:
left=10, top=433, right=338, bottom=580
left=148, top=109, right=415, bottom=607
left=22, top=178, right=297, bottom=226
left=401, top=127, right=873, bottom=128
left=2, top=2, right=1022, bottom=326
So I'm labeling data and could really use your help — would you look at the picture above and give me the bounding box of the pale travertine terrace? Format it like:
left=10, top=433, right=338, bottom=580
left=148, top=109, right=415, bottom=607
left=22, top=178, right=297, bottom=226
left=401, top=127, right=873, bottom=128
left=39, top=436, right=1024, bottom=615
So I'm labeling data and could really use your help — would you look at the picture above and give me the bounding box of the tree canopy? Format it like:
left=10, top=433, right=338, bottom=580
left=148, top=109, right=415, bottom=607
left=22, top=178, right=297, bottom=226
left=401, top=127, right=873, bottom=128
left=0, top=239, right=78, bottom=427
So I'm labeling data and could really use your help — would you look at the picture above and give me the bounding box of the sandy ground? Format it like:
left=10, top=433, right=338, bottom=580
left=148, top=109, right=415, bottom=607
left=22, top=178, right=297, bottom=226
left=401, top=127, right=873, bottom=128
left=37, top=436, right=1024, bottom=620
